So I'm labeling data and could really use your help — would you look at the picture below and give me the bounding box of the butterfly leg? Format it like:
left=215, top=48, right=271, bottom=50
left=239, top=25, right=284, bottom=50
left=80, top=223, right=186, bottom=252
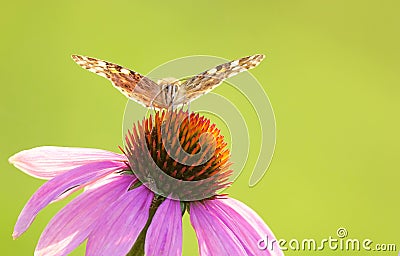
left=187, top=102, right=191, bottom=122
left=149, top=99, right=157, bottom=115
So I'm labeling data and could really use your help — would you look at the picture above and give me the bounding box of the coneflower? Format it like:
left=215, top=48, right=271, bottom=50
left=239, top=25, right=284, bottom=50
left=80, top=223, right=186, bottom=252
left=10, top=110, right=283, bottom=256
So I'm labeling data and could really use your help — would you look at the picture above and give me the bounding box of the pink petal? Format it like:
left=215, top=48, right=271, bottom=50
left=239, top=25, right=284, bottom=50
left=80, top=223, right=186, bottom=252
left=9, top=146, right=127, bottom=179
left=13, top=160, right=127, bottom=238
left=86, top=186, right=153, bottom=256
left=204, top=198, right=284, bottom=256
left=190, top=201, right=247, bottom=255
left=52, top=173, right=122, bottom=203
left=53, top=173, right=125, bottom=203
left=35, top=175, right=136, bottom=256
left=145, top=198, right=182, bottom=256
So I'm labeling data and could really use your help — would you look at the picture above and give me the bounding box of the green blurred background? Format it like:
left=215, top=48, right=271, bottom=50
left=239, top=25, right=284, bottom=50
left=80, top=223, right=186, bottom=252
left=1, top=1, right=399, bottom=255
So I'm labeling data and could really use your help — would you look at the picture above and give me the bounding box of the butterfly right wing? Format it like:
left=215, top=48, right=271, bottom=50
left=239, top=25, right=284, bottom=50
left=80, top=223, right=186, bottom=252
left=178, top=54, right=265, bottom=104
left=71, top=55, right=166, bottom=108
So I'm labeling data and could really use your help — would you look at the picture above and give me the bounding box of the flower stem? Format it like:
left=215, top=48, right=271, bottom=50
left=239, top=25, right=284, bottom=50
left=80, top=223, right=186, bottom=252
left=126, top=195, right=165, bottom=256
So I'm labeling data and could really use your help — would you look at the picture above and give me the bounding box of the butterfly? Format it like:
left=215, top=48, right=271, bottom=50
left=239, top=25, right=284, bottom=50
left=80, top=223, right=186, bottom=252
left=71, top=54, right=265, bottom=109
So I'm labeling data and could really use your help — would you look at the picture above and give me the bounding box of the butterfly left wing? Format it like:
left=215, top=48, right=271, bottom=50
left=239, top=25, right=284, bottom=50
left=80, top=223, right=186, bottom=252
left=71, top=55, right=166, bottom=108
left=178, top=54, right=265, bottom=104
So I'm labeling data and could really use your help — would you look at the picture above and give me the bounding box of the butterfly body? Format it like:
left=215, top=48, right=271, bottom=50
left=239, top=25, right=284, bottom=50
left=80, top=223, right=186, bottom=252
left=71, top=54, right=265, bottom=109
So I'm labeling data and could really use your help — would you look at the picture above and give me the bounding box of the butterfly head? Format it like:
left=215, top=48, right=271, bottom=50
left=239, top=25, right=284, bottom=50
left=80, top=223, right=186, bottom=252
left=156, top=77, right=181, bottom=87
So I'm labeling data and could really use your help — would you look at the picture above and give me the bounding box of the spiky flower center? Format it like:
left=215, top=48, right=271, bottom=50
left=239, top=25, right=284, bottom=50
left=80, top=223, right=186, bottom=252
left=124, top=110, right=232, bottom=201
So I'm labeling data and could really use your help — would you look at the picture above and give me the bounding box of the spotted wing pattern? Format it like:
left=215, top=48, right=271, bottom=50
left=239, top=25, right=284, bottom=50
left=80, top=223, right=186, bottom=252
left=71, top=55, right=164, bottom=108
left=180, top=54, right=265, bottom=103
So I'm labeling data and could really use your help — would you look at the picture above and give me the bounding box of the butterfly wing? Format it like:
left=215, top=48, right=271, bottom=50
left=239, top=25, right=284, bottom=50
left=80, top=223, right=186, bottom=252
left=179, top=54, right=265, bottom=104
left=71, top=55, right=166, bottom=108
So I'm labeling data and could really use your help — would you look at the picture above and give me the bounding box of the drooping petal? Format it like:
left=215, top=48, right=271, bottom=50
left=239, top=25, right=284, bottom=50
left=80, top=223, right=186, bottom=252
left=204, top=198, right=284, bottom=256
left=145, top=198, right=182, bottom=256
left=9, top=146, right=127, bottom=179
left=52, top=173, right=124, bottom=203
left=35, top=175, right=136, bottom=256
left=190, top=201, right=247, bottom=256
left=54, top=172, right=126, bottom=203
left=13, top=160, right=127, bottom=238
left=86, top=186, right=153, bottom=256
